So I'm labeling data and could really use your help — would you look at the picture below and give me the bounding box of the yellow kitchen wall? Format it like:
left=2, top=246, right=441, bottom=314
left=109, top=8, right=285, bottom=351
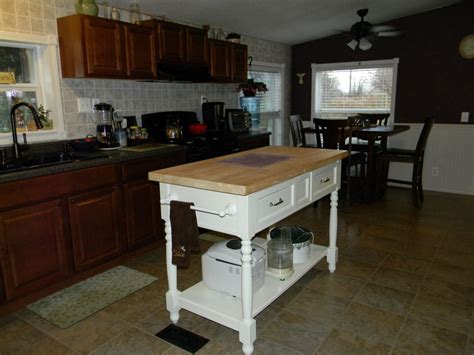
left=0, top=1, right=291, bottom=143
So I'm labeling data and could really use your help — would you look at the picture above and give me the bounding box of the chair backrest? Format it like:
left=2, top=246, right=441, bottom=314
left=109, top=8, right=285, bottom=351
left=313, top=118, right=354, bottom=150
left=356, top=113, right=390, bottom=126
left=415, top=117, right=435, bottom=158
left=289, top=114, right=306, bottom=147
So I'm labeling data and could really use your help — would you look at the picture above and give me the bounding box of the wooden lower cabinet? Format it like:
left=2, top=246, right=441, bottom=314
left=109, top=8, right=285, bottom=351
left=68, top=186, right=124, bottom=271
left=0, top=200, right=68, bottom=301
left=123, top=180, right=162, bottom=248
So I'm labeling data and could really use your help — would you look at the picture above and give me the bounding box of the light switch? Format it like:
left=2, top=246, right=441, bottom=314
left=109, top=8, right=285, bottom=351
left=77, top=98, right=91, bottom=113
left=461, top=112, right=469, bottom=123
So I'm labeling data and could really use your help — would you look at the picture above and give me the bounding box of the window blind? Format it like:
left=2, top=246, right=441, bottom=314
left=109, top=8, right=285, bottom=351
left=248, top=70, right=281, bottom=113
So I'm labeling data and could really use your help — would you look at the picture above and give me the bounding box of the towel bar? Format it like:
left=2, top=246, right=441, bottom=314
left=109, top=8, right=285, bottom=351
left=160, top=195, right=237, bottom=217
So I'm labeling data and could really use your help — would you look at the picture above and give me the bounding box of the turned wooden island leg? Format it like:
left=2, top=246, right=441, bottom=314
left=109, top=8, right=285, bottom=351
left=239, top=237, right=256, bottom=354
left=327, top=190, right=339, bottom=273
left=164, top=219, right=181, bottom=323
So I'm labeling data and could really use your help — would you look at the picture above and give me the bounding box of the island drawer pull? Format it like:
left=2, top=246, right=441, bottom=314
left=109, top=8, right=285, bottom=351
left=269, top=198, right=284, bottom=207
left=321, top=177, right=331, bottom=183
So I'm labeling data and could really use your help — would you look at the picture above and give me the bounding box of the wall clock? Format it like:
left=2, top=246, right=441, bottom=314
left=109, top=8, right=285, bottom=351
left=459, top=34, right=474, bottom=59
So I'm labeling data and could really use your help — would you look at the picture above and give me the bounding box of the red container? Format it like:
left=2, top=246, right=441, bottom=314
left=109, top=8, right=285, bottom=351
left=188, top=123, right=207, bottom=136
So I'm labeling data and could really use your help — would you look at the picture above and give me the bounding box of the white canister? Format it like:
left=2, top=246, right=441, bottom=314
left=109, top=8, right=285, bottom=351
left=268, top=226, right=313, bottom=264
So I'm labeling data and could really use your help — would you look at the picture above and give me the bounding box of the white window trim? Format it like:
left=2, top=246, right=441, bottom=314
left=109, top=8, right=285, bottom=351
left=0, top=30, right=66, bottom=145
left=246, top=61, right=285, bottom=145
left=311, top=58, right=399, bottom=124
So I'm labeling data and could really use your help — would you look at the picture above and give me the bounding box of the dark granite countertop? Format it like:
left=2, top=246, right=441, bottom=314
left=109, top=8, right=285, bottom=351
left=0, top=143, right=186, bottom=184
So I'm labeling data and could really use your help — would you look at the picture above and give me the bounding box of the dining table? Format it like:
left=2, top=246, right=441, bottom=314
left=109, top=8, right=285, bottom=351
left=352, top=124, right=410, bottom=202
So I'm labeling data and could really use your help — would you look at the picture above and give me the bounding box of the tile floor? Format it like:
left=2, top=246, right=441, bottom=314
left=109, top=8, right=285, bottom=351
left=0, top=188, right=473, bottom=354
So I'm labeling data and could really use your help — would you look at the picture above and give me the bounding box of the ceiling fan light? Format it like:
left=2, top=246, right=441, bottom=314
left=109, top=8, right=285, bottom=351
left=347, top=39, right=358, bottom=50
left=359, top=37, right=372, bottom=51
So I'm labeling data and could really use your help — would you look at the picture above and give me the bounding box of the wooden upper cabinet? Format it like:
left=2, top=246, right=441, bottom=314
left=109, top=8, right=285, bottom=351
left=124, top=23, right=156, bottom=78
left=83, top=16, right=125, bottom=77
left=231, top=43, right=248, bottom=82
left=157, top=21, right=186, bottom=64
left=209, top=40, right=231, bottom=82
left=186, top=27, right=208, bottom=66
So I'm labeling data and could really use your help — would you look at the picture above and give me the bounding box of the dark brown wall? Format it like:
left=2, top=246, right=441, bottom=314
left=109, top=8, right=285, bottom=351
left=291, top=1, right=474, bottom=124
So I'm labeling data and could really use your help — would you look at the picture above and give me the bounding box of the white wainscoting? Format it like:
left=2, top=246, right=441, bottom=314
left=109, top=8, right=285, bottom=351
left=300, top=122, right=474, bottom=196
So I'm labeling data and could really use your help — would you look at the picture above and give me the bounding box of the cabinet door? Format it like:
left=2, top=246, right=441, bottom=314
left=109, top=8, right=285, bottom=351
left=209, top=40, right=231, bottom=82
left=83, top=17, right=125, bottom=76
left=0, top=200, right=68, bottom=301
left=186, top=27, right=208, bottom=66
left=124, top=24, right=157, bottom=78
left=158, top=22, right=186, bottom=64
left=124, top=180, right=162, bottom=248
left=231, top=44, right=248, bottom=83
left=69, top=187, right=124, bottom=271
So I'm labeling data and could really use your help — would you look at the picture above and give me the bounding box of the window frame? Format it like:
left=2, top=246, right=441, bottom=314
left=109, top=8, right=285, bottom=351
left=0, top=30, right=65, bottom=145
left=311, top=58, right=399, bottom=124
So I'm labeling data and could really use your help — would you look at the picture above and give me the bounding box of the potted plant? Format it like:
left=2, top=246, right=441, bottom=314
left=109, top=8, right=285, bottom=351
left=237, top=78, right=268, bottom=97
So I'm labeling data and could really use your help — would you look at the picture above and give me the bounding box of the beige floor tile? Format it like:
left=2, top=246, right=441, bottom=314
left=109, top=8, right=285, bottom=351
left=90, top=327, right=171, bottom=354
left=390, top=239, right=439, bottom=259
left=395, top=318, right=468, bottom=354
left=436, top=249, right=474, bottom=271
left=162, top=345, right=190, bottom=354
left=194, top=319, right=241, bottom=354
left=409, top=295, right=472, bottom=335
left=284, top=288, right=349, bottom=326
left=316, top=328, right=391, bottom=354
left=419, top=276, right=474, bottom=308
left=260, top=310, right=331, bottom=354
left=255, top=305, right=281, bottom=336
left=339, top=245, right=387, bottom=265
left=337, top=303, right=404, bottom=346
left=325, top=259, right=378, bottom=279
left=466, top=337, right=474, bottom=355
left=382, top=253, right=430, bottom=275
left=16, top=336, right=78, bottom=354
left=271, top=285, right=304, bottom=309
left=427, top=262, right=474, bottom=288
left=354, top=282, right=415, bottom=315
left=349, top=234, right=400, bottom=252
left=305, top=270, right=365, bottom=300
left=224, top=337, right=304, bottom=355
left=370, top=267, right=423, bottom=294
left=0, top=318, right=46, bottom=354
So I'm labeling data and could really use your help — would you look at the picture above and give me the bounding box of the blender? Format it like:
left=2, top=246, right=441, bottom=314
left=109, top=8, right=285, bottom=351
left=93, top=103, right=119, bottom=149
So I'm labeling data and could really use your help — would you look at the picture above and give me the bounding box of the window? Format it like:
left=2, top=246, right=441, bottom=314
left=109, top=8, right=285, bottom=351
left=0, top=31, right=65, bottom=144
left=243, top=62, right=285, bottom=145
left=311, top=59, right=398, bottom=122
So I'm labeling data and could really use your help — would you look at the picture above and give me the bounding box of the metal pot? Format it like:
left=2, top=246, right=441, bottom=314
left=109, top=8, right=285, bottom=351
left=165, top=123, right=183, bottom=140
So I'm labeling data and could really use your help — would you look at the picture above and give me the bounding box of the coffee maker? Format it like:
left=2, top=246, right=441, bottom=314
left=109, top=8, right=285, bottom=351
left=93, top=103, right=119, bottom=149
left=202, top=102, right=226, bottom=133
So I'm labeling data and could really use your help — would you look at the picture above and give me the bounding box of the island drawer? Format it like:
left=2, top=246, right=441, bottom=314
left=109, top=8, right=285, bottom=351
left=311, top=163, right=337, bottom=201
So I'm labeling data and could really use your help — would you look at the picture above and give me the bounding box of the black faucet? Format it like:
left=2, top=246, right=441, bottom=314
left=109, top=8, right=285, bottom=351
left=9, top=102, right=44, bottom=159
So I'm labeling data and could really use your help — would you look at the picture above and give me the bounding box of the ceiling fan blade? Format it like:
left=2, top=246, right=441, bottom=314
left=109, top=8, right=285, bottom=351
left=370, top=25, right=397, bottom=32
left=376, top=31, right=404, bottom=37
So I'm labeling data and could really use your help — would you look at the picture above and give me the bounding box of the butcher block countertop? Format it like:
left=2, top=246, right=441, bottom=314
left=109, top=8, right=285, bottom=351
left=148, top=146, right=348, bottom=195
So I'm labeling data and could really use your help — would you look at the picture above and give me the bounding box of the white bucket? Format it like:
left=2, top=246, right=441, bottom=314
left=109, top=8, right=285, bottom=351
left=267, top=226, right=314, bottom=264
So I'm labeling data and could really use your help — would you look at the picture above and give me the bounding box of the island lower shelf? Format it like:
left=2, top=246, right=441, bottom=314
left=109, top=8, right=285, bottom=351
left=176, top=243, right=328, bottom=331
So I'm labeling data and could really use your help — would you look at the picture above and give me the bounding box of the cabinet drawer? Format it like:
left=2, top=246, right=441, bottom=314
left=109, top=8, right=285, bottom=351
left=311, top=164, right=337, bottom=201
left=256, top=184, right=294, bottom=230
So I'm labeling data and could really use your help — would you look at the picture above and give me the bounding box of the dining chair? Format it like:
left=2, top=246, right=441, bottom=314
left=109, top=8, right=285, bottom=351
left=289, top=115, right=317, bottom=148
left=379, top=117, right=435, bottom=208
left=351, top=113, right=390, bottom=153
left=356, top=113, right=390, bottom=126
left=313, top=117, right=366, bottom=202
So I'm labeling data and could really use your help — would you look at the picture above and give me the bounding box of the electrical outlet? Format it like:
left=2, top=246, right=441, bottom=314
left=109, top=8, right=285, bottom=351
left=200, top=96, right=207, bottom=105
left=431, top=167, right=439, bottom=177
left=77, top=98, right=91, bottom=113
left=461, top=112, right=469, bottom=123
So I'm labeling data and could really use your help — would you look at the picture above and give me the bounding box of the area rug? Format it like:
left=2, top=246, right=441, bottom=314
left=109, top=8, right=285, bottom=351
left=27, top=265, right=157, bottom=328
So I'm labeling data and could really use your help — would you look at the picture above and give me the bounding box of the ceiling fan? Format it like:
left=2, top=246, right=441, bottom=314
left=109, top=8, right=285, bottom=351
left=346, top=8, right=403, bottom=51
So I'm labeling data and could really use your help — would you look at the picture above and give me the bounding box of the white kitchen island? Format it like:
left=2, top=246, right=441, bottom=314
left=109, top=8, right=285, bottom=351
left=148, top=146, right=347, bottom=354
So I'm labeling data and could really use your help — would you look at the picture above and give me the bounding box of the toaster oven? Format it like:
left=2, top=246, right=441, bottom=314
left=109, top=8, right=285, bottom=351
left=227, top=110, right=250, bottom=133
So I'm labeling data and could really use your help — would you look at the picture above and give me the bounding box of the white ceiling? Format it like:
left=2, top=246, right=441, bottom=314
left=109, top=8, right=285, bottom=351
left=114, top=0, right=459, bottom=44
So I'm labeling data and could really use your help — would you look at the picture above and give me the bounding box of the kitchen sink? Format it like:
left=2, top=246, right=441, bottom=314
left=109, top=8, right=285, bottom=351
left=0, top=152, right=111, bottom=175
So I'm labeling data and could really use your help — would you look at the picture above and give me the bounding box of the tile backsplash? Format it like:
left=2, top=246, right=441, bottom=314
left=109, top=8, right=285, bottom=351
left=0, top=1, right=291, bottom=144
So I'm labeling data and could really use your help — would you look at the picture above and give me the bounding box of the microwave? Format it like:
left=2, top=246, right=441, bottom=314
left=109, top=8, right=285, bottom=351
left=226, top=110, right=250, bottom=133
